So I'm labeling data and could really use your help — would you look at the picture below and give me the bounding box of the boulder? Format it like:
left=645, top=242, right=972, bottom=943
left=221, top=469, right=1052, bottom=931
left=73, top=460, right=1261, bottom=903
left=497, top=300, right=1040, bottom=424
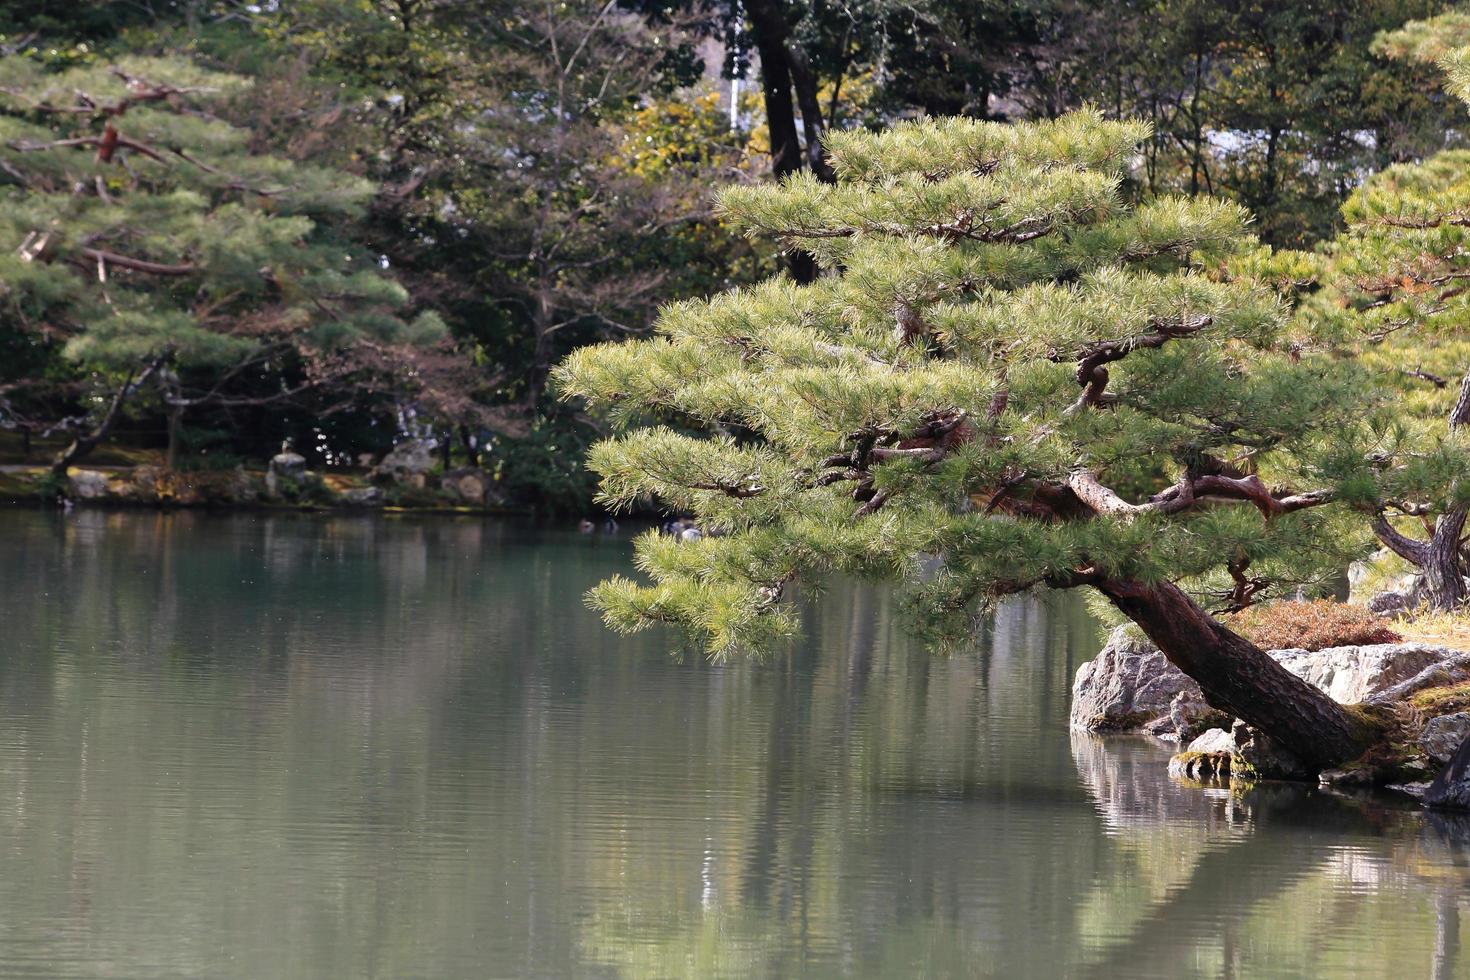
left=265, top=451, right=307, bottom=497
left=1272, top=643, right=1458, bottom=704
left=130, top=465, right=161, bottom=499
left=1187, top=728, right=1237, bottom=755
left=373, top=439, right=435, bottom=488
left=68, top=469, right=111, bottom=500
left=1169, top=689, right=1232, bottom=744
left=1422, top=713, right=1470, bottom=766
left=1347, top=551, right=1420, bottom=605
left=342, top=486, right=384, bottom=507
left=1167, top=753, right=1231, bottom=781
left=441, top=467, right=488, bottom=505
left=1073, top=631, right=1462, bottom=739
left=1232, top=720, right=1311, bottom=781
left=1427, top=736, right=1470, bottom=809
left=1367, top=590, right=1414, bottom=616
left=229, top=468, right=260, bottom=503
left=1069, top=626, right=1202, bottom=732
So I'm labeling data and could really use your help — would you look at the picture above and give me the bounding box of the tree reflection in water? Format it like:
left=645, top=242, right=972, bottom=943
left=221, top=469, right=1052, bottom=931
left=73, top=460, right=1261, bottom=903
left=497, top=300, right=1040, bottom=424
left=0, top=509, right=1464, bottom=978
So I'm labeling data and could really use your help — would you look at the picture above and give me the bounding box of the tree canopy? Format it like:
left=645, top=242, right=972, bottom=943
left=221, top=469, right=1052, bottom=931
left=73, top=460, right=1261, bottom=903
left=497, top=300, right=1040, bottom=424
left=1298, top=9, right=1470, bottom=609
left=0, top=54, right=444, bottom=470
left=558, top=111, right=1368, bottom=647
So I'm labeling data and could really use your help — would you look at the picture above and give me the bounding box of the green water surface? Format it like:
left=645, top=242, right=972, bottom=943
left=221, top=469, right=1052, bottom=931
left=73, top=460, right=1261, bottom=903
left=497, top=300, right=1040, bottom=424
left=0, top=509, right=1463, bottom=979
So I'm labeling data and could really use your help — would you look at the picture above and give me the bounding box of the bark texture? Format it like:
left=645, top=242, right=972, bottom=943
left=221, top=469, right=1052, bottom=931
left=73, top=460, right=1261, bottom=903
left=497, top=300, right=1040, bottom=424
left=743, top=0, right=832, bottom=284
left=1098, top=579, right=1378, bottom=770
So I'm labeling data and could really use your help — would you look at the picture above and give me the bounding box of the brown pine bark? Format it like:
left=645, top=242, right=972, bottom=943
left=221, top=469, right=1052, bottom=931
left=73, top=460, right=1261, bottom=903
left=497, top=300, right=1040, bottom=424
left=1097, top=579, right=1378, bottom=770
left=1370, top=370, right=1470, bottom=611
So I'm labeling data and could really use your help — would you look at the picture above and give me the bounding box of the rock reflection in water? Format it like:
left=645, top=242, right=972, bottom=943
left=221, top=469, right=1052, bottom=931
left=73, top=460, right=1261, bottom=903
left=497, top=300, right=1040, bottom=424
left=0, top=509, right=1467, bottom=978
left=1074, top=730, right=1470, bottom=979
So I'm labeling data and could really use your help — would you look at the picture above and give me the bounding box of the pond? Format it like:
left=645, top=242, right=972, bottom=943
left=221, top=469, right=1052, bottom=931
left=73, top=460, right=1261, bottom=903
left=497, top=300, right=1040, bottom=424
left=0, top=509, right=1464, bottom=978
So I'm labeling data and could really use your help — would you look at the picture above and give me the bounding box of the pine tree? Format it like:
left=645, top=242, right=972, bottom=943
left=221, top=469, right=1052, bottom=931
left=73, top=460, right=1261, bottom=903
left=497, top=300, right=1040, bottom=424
left=556, top=109, right=1384, bottom=770
left=1304, top=12, right=1470, bottom=610
left=0, top=55, right=444, bottom=472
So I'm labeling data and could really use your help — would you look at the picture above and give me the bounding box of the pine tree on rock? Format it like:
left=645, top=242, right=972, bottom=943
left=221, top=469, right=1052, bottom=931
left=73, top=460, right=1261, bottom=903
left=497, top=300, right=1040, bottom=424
left=1305, top=13, right=1470, bottom=611
left=557, top=110, right=1384, bottom=771
left=0, top=56, right=444, bottom=472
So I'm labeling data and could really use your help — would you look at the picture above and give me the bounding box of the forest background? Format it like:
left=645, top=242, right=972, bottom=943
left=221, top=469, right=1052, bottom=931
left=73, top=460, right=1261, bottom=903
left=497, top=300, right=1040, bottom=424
left=1, top=0, right=1462, bottom=514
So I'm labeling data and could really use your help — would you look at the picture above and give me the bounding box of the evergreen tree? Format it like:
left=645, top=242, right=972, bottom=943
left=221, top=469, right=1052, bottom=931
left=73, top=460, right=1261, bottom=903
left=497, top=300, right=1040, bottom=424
left=557, top=110, right=1386, bottom=769
left=1304, top=11, right=1470, bottom=610
left=0, top=54, right=443, bottom=472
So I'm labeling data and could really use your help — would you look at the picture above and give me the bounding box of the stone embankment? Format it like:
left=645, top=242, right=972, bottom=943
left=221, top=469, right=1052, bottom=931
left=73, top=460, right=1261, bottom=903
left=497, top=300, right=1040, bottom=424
left=1072, top=625, right=1470, bottom=804
left=4, top=439, right=511, bottom=513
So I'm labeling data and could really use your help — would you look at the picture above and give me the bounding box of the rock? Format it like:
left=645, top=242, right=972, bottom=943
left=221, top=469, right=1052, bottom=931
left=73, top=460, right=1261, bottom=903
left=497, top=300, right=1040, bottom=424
left=373, top=440, right=435, bottom=486
left=1071, top=733, right=1241, bottom=830
left=1233, top=720, right=1311, bottom=781
left=1426, top=734, right=1470, bottom=809
left=1422, top=713, right=1470, bottom=766
left=1271, top=643, right=1458, bottom=705
left=1168, top=750, right=1231, bottom=781
left=441, top=467, right=488, bottom=505
left=1069, top=626, right=1202, bottom=732
left=1140, top=715, right=1179, bottom=740
left=1187, top=728, right=1237, bottom=755
left=1072, top=633, right=1460, bottom=740
left=1169, top=689, right=1232, bottom=743
left=342, top=486, right=384, bottom=506
left=1348, top=552, right=1421, bottom=605
left=1166, top=729, right=1238, bottom=780
left=1367, top=590, right=1413, bottom=615
left=266, top=451, right=307, bottom=497
left=67, top=469, right=111, bottom=500
left=229, top=468, right=260, bottom=503
left=1168, top=727, right=1239, bottom=781
left=1387, top=782, right=1431, bottom=800
left=130, top=465, right=161, bottom=498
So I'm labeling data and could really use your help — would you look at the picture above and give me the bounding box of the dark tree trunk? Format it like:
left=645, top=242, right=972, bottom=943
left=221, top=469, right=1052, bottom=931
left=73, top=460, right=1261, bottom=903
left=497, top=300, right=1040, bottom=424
left=1374, top=370, right=1470, bottom=611
left=165, top=404, right=183, bottom=471
left=1427, top=371, right=1470, bottom=609
left=458, top=424, right=476, bottom=467
left=1424, top=507, right=1469, bottom=610
left=743, top=0, right=831, bottom=285
left=526, top=289, right=555, bottom=411
left=51, top=353, right=170, bottom=476
left=1097, top=579, right=1377, bottom=770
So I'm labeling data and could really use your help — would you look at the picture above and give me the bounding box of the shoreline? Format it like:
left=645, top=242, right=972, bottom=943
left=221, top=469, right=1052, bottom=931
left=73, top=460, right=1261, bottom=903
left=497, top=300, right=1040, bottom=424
left=0, top=463, right=534, bottom=518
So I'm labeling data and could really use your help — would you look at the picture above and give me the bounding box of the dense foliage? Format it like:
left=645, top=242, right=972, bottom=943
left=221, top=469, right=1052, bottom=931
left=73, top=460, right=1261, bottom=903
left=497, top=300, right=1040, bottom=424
left=557, top=111, right=1374, bottom=651
left=0, top=1, right=1466, bottom=514
left=1302, top=10, right=1470, bottom=608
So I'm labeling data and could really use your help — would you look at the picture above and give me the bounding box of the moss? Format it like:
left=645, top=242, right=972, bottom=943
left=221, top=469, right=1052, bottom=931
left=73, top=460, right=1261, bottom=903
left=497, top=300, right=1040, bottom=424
left=1169, top=750, right=1233, bottom=783
left=1408, top=681, right=1470, bottom=715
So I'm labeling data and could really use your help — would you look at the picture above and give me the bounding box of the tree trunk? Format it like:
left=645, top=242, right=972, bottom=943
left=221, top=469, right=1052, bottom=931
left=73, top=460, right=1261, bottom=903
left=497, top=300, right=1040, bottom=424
left=51, top=353, right=170, bottom=476
left=743, top=0, right=829, bottom=285
left=1381, top=370, right=1470, bottom=611
left=1097, top=579, right=1377, bottom=770
left=1424, top=507, right=1469, bottom=610
left=165, top=404, right=184, bottom=471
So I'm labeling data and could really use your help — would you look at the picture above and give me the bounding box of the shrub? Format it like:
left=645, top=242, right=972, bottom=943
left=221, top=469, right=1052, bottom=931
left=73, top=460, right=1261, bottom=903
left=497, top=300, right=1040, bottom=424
left=1227, top=600, right=1400, bottom=651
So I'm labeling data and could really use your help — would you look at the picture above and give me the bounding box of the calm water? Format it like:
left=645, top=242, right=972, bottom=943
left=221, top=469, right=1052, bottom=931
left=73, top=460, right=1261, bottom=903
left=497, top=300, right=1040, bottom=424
left=0, top=509, right=1466, bottom=979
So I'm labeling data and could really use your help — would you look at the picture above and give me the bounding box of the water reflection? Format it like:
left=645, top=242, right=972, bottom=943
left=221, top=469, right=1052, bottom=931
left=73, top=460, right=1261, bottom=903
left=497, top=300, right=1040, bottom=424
left=0, top=509, right=1465, bottom=978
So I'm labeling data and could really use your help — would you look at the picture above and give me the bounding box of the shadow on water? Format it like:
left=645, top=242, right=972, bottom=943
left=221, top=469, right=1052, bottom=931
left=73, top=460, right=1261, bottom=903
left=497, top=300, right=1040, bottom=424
left=0, top=509, right=1467, bottom=978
